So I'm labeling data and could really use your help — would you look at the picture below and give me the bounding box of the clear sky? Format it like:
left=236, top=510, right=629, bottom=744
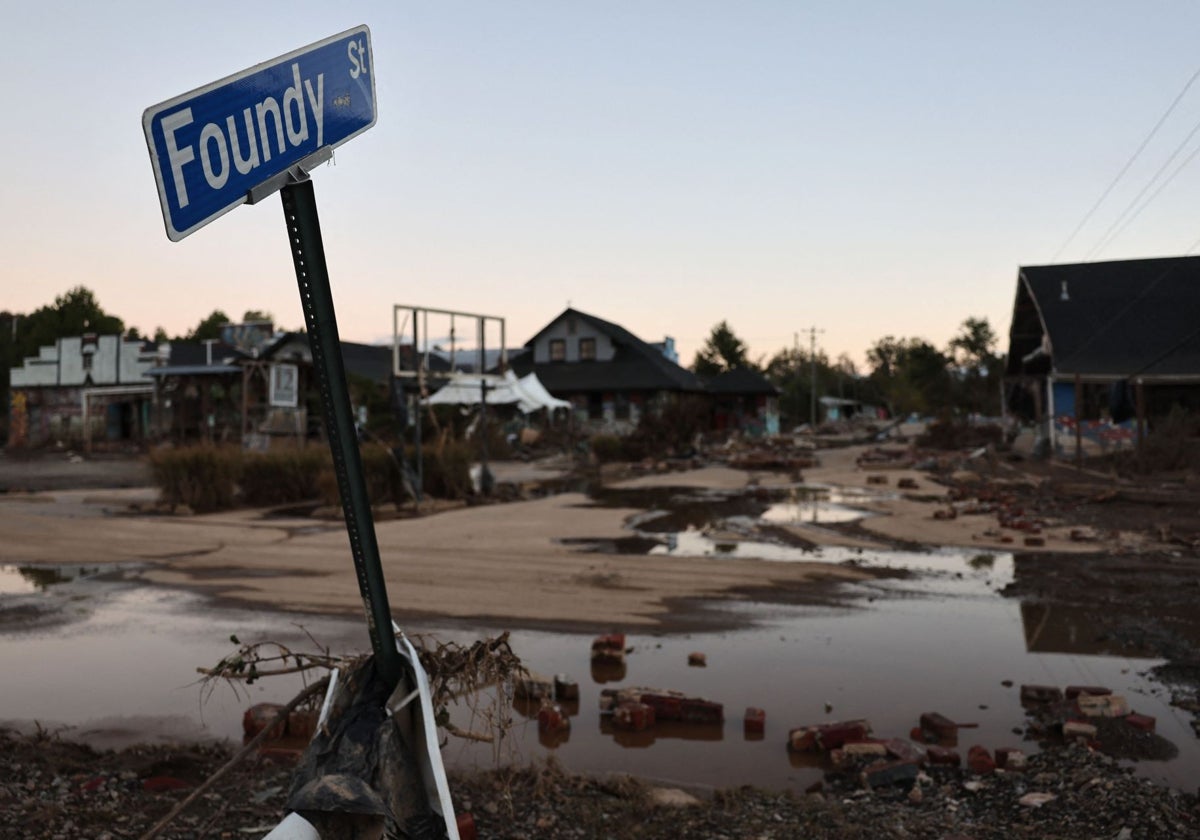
left=6, top=2, right=1200, bottom=369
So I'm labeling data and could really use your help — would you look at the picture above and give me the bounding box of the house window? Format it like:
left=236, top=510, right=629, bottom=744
left=82, top=353, right=93, bottom=370
left=579, top=337, right=596, bottom=361
left=588, top=393, right=603, bottom=420
left=549, top=339, right=565, bottom=361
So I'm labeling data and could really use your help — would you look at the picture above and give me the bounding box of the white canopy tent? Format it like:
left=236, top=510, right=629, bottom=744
left=425, top=370, right=570, bottom=414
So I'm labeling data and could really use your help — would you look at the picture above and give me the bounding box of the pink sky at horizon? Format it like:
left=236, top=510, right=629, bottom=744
left=8, top=3, right=1200, bottom=372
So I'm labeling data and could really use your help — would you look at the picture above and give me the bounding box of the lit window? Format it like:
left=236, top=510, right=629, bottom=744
left=579, top=338, right=596, bottom=361
left=549, top=339, right=565, bottom=361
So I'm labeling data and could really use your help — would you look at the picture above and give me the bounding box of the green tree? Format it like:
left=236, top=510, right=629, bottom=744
left=19, top=287, right=124, bottom=357
left=867, top=336, right=952, bottom=417
left=948, top=316, right=1002, bottom=415
left=692, top=321, right=754, bottom=378
left=242, top=309, right=273, bottom=323
left=186, top=310, right=231, bottom=341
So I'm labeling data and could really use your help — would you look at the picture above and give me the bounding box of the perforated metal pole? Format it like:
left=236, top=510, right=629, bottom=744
left=281, top=179, right=401, bottom=690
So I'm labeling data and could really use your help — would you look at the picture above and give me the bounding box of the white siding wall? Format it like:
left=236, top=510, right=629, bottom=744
left=11, top=335, right=156, bottom=387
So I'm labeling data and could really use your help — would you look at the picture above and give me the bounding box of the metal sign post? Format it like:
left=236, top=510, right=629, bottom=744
left=143, top=25, right=401, bottom=691
left=282, top=178, right=401, bottom=689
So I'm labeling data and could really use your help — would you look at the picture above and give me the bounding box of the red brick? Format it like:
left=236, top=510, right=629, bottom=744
left=242, top=703, right=286, bottom=740
left=613, top=702, right=655, bottom=731
left=919, top=712, right=959, bottom=740
left=1065, top=685, right=1111, bottom=700
left=925, top=746, right=961, bottom=766
left=815, top=720, right=871, bottom=750
left=1126, top=713, right=1156, bottom=732
left=681, top=698, right=724, bottom=725
left=1020, top=684, right=1063, bottom=706
left=554, top=675, right=580, bottom=702
left=788, top=727, right=818, bottom=752
left=640, top=693, right=683, bottom=721
left=538, top=705, right=569, bottom=733
left=967, top=745, right=995, bottom=775
left=591, top=633, right=626, bottom=663
left=995, top=747, right=1027, bottom=771
left=287, top=709, right=317, bottom=741
left=456, top=812, right=477, bottom=840
left=743, top=707, right=766, bottom=735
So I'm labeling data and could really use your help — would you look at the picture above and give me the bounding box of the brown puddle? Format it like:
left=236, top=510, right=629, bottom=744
left=0, top=533, right=1195, bottom=795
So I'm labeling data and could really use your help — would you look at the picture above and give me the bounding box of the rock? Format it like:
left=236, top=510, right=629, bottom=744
left=649, top=788, right=702, bottom=808
left=1019, top=792, right=1057, bottom=808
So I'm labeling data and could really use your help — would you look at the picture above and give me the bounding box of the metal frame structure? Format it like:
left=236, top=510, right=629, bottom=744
left=392, top=305, right=507, bottom=497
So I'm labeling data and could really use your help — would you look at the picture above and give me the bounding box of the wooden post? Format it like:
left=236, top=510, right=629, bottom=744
left=1135, top=378, right=1146, bottom=452
left=241, top=364, right=249, bottom=442
left=1074, top=374, right=1083, bottom=468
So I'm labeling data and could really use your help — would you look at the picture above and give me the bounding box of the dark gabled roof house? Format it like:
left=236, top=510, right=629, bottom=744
left=511, top=308, right=704, bottom=394
left=703, top=366, right=780, bottom=396
left=1006, top=256, right=1200, bottom=383
left=1005, top=255, right=1200, bottom=453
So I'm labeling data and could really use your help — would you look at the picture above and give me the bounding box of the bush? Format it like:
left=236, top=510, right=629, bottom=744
left=625, top=395, right=709, bottom=458
left=241, top=447, right=327, bottom=507
left=589, top=434, right=625, bottom=463
left=917, top=420, right=1003, bottom=451
left=415, top=438, right=473, bottom=500
left=149, top=446, right=240, bottom=513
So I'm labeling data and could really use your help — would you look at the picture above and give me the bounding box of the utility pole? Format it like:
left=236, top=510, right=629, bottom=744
left=802, top=326, right=824, bottom=430
left=793, top=332, right=801, bottom=429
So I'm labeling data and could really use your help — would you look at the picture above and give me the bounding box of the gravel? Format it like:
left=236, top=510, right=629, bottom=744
left=3, top=728, right=1197, bottom=839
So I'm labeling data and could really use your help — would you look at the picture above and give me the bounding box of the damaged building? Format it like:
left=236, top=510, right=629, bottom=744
left=1005, top=255, right=1200, bottom=456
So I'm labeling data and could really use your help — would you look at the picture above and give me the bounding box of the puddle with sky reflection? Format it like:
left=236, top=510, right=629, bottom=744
left=0, top=487, right=1194, bottom=793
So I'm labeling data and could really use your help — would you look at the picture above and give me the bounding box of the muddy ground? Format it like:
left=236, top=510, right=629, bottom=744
left=5, top=442, right=1200, bottom=837
left=3, top=723, right=1197, bottom=839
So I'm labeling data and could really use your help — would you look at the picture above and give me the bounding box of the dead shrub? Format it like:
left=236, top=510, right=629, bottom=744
left=240, top=447, right=327, bottom=506
left=149, top=445, right=240, bottom=513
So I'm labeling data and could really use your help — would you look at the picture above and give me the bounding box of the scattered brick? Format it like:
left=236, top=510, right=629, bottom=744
left=1020, top=684, right=1064, bottom=706
left=967, top=745, right=995, bottom=775
left=1125, top=713, right=1156, bottom=733
left=925, top=745, right=961, bottom=766
left=743, top=707, right=765, bottom=735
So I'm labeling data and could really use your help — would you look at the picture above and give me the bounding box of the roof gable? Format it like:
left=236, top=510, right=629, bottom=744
left=519, top=308, right=704, bottom=392
left=1007, top=256, right=1200, bottom=379
left=705, top=366, right=780, bottom=395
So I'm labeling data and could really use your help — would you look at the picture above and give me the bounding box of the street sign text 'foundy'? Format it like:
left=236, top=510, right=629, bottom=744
left=143, top=26, right=376, bottom=241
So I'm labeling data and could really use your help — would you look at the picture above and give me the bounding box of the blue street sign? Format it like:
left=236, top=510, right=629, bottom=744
left=143, top=26, right=376, bottom=241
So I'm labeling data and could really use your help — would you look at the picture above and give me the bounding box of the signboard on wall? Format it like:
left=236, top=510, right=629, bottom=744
left=270, top=363, right=299, bottom=407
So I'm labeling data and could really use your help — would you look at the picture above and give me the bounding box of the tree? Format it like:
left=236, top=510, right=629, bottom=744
left=867, top=336, right=952, bottom=417
left=242, top=309, right=273, bottom=323
left=948, top=317, right=998, bottom=370
left=186, top=310, right=231, bottom=341
left=948, top=317, right=1002, bottom=415
left=19, top=287, right=124, bottom=357
left=692, top=321, right=753, bottom=378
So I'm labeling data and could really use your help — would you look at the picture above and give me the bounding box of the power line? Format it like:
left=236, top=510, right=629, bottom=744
left=1090, top=135, right=1200, bottom=258
left=1084, top=111, right=1200, bottom=259
left=1052, top=63, right=1200, bottom=263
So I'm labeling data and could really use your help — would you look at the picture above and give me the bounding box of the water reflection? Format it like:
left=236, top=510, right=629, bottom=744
left=0, top=564, right=114, bottom=594
left=598, top=717, right=725, bottom=749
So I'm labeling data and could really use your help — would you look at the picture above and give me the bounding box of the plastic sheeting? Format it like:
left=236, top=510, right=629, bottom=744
left=425, top=370, right=570, bottom=414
